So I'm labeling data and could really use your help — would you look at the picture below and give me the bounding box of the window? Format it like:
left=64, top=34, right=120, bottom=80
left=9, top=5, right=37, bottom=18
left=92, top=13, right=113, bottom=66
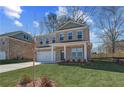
left=24, top=35, right=26, bottom=39
left=52, top=37, right=56, bottom=43
left=60, top=33, right=64, bottom=41
left=46, top=38, right=49, bottom=44
left=67, top=32, right=72, bottom=40
left=26, top=36, right=29, bottom=40
left=40, top=38, right=43, bottom=44
left=0, top=40, right=5, bottom=45
left=77, top=31, right=83, bottom=40
left=24, top=35, right=29, bottom=40
left=71, top=48, right=83, bottom=60
left=2, top=41, right=5, bottom=45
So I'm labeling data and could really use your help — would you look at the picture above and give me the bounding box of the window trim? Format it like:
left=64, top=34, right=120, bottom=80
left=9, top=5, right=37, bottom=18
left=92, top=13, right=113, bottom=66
left=77, top=31, right=83, bottom=40
left=71, top=48, right=83, bottom=59
left=52, top=37, right=56, bottom=43
left=46, top=38, right=49, bottom=44
left=60, top=32, right=64, bottom=41
left=67, top=32, right=73, bottom=40
left=40, top=38, right=43, bottom=44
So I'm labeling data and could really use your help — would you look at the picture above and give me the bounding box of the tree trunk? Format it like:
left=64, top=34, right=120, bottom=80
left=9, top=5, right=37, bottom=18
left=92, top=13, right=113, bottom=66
left=112, top=41, right=115, bottom=54
left=112, top=41, right=115, bottom=62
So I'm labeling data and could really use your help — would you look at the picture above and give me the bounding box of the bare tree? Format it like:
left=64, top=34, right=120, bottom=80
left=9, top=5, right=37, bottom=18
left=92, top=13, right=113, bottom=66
left=97, top=7, right=124, bottom=54
left=44, top=13, right=58, bottom=33
left=44, top=13, right=71, bottom=33
left=41, top=7, right=95, bottom=34
left=67, top=6, right=96, bottom=25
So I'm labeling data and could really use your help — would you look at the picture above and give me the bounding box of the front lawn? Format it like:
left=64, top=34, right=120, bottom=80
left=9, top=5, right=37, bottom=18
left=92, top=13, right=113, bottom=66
left=0, top=61, right=124, bottom=87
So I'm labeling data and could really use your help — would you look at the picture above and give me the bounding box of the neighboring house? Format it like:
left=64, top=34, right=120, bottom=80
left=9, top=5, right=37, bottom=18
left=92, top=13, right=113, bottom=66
left=115, top=40, right=124, bottom=52
left=36, top=21, right=92, bottom=63
left=105, top=40, right=124, bottom=54
left=0, top=31, right=34, bottom=60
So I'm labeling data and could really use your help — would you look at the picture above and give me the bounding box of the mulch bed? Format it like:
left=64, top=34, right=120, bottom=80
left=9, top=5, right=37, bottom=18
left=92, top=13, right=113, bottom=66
left=16, top=79, right=56, bottom=87
left=16, top=76, right=56, bottom=87
left=16, top=80, right=55, bottom=87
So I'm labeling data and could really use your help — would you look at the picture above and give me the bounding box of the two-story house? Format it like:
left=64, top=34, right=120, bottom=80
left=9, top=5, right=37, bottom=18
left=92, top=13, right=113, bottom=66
left=0, top=31, right=34, bottom=60
left=36, top=21, right=92, bottom=63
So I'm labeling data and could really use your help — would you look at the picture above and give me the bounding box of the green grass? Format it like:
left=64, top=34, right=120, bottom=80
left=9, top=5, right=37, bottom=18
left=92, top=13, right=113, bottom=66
left=0, top=59, right=32, bottom=65
left=1, top=61, right=124, bottom=87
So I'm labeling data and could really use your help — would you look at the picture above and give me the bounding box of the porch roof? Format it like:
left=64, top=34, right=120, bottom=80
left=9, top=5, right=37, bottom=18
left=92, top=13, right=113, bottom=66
left=49, top=41, right=88, bottom=47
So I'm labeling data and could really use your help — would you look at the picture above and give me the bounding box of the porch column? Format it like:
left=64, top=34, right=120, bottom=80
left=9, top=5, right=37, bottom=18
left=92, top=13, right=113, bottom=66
left=84, top=42, right=87, bottom=61
left=64, top=45, right=66, bottom=60
left=51, top=44, right=54, bottom=63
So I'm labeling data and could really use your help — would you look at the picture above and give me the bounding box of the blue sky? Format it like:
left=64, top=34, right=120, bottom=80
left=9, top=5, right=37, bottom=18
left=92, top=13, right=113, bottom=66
left=0, top=6, right=59, bottom=35
left=0, top=6, right=99, bottom=50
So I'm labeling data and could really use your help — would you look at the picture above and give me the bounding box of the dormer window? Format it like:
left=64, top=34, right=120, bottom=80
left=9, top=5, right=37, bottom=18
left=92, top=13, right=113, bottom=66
left=67, top=32, right=72, bottom=40
left=46, top=38, right=49, bottom=44
left=77, top=31, right=83, bottom=40
left=24, top=34, right=29, bottom=40
left=60, top=33, right=64, bottom=41
left=52, top=37, right=56, bottom=43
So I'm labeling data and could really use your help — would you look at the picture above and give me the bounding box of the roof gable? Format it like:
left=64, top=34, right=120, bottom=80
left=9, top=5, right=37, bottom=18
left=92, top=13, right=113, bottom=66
left=58, top=21, right=84, bottom=30
left=0, top=31, right=30, bottom=37
left=0, top=31, right=33, bottom=43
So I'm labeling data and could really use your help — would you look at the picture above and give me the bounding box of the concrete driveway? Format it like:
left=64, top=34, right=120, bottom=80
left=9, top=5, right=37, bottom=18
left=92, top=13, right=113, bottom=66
left=0, top=62, right=40, bottom=73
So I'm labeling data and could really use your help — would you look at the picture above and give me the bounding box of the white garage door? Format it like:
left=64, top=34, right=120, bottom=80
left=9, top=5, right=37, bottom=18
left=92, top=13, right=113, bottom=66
left=0, top=51, right=6, bottom=60
left=37, top=51, right=55, bottom=63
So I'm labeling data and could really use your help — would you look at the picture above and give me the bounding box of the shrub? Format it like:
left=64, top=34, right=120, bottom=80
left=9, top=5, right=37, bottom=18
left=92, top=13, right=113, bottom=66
left=77, top=59, right=81, bottom=63
left=19, top=74, right=32, bottom=86
left=72, top=59, right=75, bottom=62
left=40, top=76, right=54, bottom=87
left=66, top=59, right=70, bottom=63
left=83, top=59, right=87, bottom=63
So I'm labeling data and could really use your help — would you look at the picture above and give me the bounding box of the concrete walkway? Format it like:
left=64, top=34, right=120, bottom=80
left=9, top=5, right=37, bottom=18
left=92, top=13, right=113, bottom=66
left=0, top=62, right=40, bottom=73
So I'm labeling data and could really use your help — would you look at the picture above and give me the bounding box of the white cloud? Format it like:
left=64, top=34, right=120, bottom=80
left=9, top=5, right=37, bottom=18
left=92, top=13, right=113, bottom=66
left=33, top=21, right=39, bottom=28
left=86, top=16, right=94, bottom=25
left=14, top=20, right=23, bottom=27
left=45, top=12, right=49, bottom=16
left=1, top=6, right=23, bottom=27
left=27, top=31, right=32, bottom=35
left=56, top=6, right=67, bottom=16
left=82, top=14, right=94, bottom=25
left=90, top=31, right=97, bottom=41
left=2, top=6, right=23, bottom=19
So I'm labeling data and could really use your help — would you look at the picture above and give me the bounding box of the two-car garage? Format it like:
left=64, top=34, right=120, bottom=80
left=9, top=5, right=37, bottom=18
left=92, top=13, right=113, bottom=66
left=36, top=51, right=56, bottom=63
left=0, top=51, right=6, bottom=60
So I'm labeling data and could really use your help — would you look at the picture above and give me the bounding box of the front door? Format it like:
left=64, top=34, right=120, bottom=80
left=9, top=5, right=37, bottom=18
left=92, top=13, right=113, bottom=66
left=60, top=50, right=64, bottom=60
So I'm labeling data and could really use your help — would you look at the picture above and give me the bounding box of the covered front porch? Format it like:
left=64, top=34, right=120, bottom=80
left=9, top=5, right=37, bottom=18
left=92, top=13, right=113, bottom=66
left=50, top=41, right=88, bottom=63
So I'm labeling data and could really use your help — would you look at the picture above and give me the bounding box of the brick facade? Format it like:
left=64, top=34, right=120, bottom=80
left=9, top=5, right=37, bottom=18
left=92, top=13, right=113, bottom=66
left=0, top=36, right=34, bottom=60
left=8, top=37, right=34, bottom=60
left=36, top=27, right=89, bottom=48
left=0, top=37, right=10, bottom=59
